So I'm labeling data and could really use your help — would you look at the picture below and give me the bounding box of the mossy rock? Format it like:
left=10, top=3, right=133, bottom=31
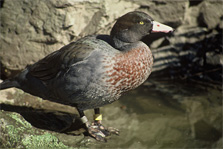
left=0, top=111, right=72, bottom=148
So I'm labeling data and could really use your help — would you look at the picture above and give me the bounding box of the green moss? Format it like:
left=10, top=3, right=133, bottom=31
left=0, top=113, right=69, bottom=148
left=22, top=133, right=69, bottom=148
left=4, top=125, right=22, bottom=148
left=7, top=113, right=32, bottom=129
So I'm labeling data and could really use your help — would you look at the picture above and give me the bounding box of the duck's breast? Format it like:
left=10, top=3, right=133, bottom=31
left=101, top=42, right=153, bottom=95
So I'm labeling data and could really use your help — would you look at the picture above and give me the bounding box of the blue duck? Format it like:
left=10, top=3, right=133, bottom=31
left=0, top=11, right=174, bottom=141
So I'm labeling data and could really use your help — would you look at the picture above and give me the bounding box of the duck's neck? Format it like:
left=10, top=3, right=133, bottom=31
left=111, top=36, right=134, bottom=51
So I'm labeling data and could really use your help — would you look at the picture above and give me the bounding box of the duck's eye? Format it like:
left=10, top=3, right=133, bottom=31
left=139, top=21, right=144, bottom=25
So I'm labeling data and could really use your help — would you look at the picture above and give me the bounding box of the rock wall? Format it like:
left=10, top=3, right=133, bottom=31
left=0, top=0, right=222, bottom=82
left=148, top=0, right=222, bottom=83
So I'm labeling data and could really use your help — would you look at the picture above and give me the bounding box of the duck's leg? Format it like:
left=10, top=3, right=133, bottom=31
left=78, top=108, right=107, bottom=141
left=92, top=108, right=110, bottom=136
left=93, top=108, right=119, bottom=135
left=94, top=108, right=102, bottom=123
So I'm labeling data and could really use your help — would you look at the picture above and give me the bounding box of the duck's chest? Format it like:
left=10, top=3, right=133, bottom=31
left=102, top=46, right=153, bottom=93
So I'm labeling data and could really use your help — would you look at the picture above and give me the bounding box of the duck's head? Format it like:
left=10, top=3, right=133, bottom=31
left=110, top=11, right=174, bottom=49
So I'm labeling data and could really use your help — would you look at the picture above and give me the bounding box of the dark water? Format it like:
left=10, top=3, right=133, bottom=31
left=83, top=79, right=222, bottom=148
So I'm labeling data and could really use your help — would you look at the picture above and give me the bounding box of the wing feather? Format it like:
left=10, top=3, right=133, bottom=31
left=29, top=36, right=107, bottom=82
left=29, top=41, right=92, bottom=81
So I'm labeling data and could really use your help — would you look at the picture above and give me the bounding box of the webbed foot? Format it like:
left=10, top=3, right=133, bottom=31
left=85, top=121, right=119, bottom=142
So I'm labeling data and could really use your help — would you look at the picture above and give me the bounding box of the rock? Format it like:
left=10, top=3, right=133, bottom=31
left=136, top=0, right=188, bottom=28
left=0, top=87, right=92, bottom=148
left=150, top=0, right=222, bottom=82
left=184, top=1, right=201, bottom=27
left=0, top=111, right=71, bottom=148
left=206, top=51, right=223, bottom=66
left=198, top=1, right=223, bottom=29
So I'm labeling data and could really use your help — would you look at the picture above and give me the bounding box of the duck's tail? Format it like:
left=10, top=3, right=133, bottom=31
left=0, top=79, right=19, bottom=90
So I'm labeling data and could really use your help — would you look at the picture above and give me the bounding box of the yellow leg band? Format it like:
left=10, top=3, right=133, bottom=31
left=94, top=114, right=102, bottom=121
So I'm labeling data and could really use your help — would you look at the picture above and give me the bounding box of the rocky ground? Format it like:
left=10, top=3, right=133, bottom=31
left=0, top=0, right=222, bottom=148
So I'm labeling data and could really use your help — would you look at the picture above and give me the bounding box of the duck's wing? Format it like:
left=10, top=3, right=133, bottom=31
left=29, top=38, right=97, bottom=81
